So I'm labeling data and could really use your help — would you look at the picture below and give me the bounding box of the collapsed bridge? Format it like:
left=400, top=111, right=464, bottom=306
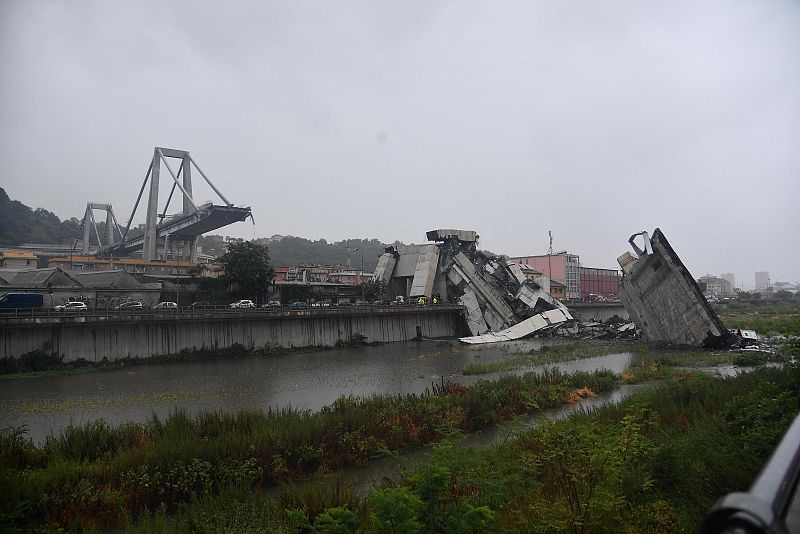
left=373, top=229, right=574, bottom=344
left=80, top=147, right=251, bottom=262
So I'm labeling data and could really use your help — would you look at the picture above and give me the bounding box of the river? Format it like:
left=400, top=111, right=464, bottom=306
left=0, top=338, right=647, bottom=442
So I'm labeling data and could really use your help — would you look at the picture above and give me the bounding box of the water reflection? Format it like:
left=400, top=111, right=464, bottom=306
left=0, top=339, right=639, bottom=442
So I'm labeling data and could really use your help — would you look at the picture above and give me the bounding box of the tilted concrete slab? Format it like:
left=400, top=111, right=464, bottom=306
left=460, top=308, right=573, bottom=344
left=409, top=245, right=440, bottom=298
left=515, top=283, right=567, bottom=312
left=458, top=286, right=489, bottom=335
left=506, top=261, right=527, bottom=285
left=617, top=228, right=736, bottom=348
left=451, top=251, right=515, bottom=327
left=426, top=229, right=477, bottom=242
left=372, top=253, right=397, bottom=282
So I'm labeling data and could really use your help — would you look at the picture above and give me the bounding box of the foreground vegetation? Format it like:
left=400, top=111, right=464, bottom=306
left=126, top=365, right=798, bottom=533
left=721, top=311, right=800, bottom=337
left=1, top=364, right=663, bottom=531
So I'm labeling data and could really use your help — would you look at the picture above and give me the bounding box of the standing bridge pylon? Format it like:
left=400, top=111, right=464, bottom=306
left=98, top=147, right=252, bottom=261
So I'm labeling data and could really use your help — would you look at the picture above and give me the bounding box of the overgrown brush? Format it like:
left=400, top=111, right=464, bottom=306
left=118, top=364, right=800, bottom=533
left=0, top=363, right=650, bottom=530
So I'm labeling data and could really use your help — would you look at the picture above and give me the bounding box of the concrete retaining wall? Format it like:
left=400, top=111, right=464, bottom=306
left=0, top=307, right=462, bottom=362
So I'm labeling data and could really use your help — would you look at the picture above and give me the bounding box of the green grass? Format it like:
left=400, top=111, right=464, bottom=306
left=0, top=362, right=666, bottom=531
left=463, top=341, right=653, bottom=375
left=719, top=304, right=800, bottom=336
left=117, top=364, right=800, bottom=534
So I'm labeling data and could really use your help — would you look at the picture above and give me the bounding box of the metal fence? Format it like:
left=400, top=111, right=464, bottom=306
left=0, top=302, right=464, bottom=322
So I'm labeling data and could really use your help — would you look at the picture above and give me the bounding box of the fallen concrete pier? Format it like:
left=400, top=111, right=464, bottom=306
left=617, top=229, right=735, bottom=348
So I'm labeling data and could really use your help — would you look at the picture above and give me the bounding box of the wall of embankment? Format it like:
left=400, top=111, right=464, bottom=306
left=0, top=306, right=464, bottom=362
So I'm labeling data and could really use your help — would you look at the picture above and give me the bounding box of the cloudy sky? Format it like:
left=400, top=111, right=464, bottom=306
left=1, top=1, right=798, bottom=287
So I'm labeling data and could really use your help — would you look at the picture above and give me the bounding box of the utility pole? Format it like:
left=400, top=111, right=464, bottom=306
left=354, top=247, right=364, bottom=301
left=547, top=230, right=553, bottom=294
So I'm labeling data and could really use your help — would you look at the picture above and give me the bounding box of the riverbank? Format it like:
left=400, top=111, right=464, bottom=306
left=1, top=363, right=663, bottom=531
left=0, top=336, right=375, bottom=379
left=128, top=364, right=800, bottom=533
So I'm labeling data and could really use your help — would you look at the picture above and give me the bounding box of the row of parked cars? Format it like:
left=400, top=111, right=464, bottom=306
left=49, top=296, right=419, bottom=312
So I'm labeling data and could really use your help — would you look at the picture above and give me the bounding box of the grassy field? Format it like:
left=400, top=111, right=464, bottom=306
left=720, top=312, right=800, bottom=337
left=0, top=364, right=665, bottom=532
left=118, top=365, right=799, bottom=533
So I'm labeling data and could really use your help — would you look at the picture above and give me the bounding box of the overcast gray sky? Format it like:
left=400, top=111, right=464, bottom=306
left=1, top=0, right=798, bottom=287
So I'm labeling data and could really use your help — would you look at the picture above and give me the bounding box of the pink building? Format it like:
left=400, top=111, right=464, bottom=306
left=509, top=253, right=581, bottom=300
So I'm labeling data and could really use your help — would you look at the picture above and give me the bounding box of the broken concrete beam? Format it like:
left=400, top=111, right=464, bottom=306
left=503, top=259, right=527, bottom=286
left=426, top=229, right=478, bottom=242
left=515, top=283, right=567, bottom=313
left=617, top=228, right=736, bottom=348
left=409, top=245, right=440, bottom=298
left=451, top=251, right=516, bottom=326
left=459, top=286, right=490, bottom=336
left=460, top=308, right=573, bottom=344
left=372, top=253, right=397, bottom=283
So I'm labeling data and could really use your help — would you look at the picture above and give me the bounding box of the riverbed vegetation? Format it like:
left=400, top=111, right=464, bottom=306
left=126, top=364, right=798, bottom=533
left=1, top=364, right=662, bottom=531
left=721, top=311, right=800, bottom=337
left=462, top=310, right=800, bottom=376
left=462, top=341, right=652, bottom=375
left=2, top=362, right=797, bottom=532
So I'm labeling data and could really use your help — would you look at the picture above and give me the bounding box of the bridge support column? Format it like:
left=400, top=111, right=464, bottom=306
left=143, top=149, right=161, bottom=261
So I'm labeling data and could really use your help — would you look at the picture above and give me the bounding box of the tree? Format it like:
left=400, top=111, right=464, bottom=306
left=360, top=278, right=387, bottom=302
left=218, top=241, right=275, bottom=303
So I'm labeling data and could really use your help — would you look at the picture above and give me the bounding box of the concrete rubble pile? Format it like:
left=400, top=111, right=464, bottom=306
left=617, top=228, right=737, bottom=348
left=549, top=319, right=639, bottom=341
left=373, top=229, right=574, bottom=344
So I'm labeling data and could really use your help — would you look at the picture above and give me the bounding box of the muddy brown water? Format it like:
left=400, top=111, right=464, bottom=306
left=0, top=338, right=650, bottom=443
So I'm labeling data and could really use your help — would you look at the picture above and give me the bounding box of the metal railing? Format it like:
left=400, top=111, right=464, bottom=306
left=702, top=412, right=800, bottom=534
left=0, top=303, right=464, bottom=322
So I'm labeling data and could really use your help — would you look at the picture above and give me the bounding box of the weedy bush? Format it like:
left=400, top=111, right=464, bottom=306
left=0, top=362, right=757, bottom=531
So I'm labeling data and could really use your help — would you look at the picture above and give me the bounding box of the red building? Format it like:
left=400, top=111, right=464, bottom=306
left=273, top=266, right=290, bottom=282
left=509, top=253, right=581, bottom=300
left=579, top=267, right=621, bottom=300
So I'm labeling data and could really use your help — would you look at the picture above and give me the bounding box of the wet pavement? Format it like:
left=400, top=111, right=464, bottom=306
left=0, top=338, right=641, bottom=442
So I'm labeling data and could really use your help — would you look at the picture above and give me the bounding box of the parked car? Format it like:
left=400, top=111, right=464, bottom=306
left=290, top=301, right=309, bottom=309
left=355, top=300, right=370, bottom=307
left=115, top=301, right=143, bottom=311
left=229, top=300, right=255, bottom=309
left=263, top=301, right=282, bottom=309
left=190, top=301, right=212, bottom=309
left=153, top=301, right=178, bottom=310
left=390, top=296, right=406, bottom=306
left=55, top=301, right=88, bottom=312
